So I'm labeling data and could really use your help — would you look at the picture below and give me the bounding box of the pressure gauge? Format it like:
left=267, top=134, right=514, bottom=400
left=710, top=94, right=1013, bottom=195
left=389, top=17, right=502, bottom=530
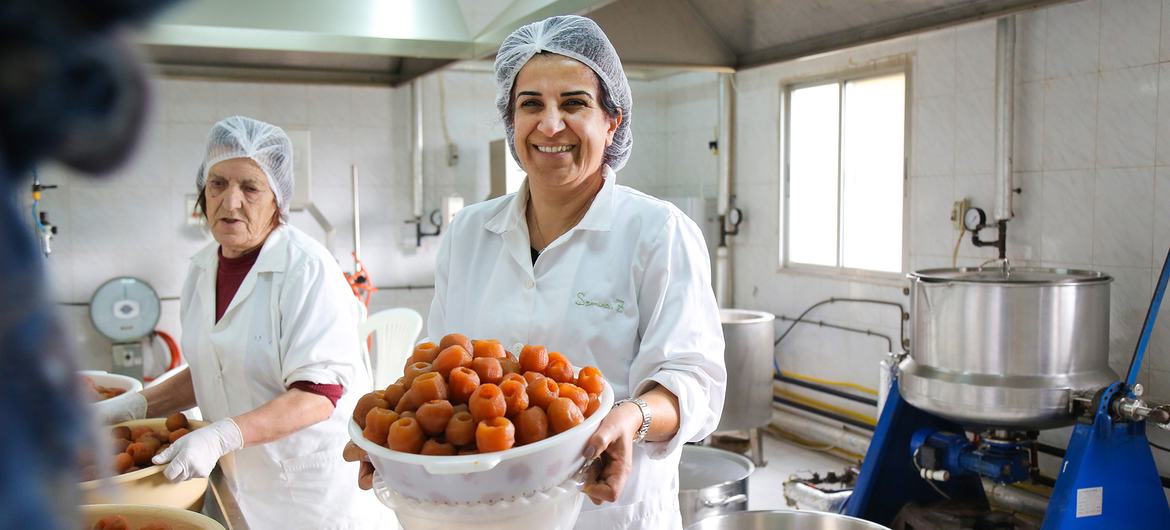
left=963, top=207, right=987, bottom=232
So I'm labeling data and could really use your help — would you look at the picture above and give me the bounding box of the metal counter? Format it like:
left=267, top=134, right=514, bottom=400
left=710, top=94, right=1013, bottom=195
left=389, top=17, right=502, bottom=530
left=207, top=466, right=248, bottom=530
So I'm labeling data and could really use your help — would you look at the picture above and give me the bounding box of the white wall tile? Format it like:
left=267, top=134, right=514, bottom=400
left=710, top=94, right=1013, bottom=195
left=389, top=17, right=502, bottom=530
left=1042, top=73, right=1098, bottom=170
left=1099, top=0, right=1161, bottom=70
left=1041, top=170, right=1095, bottom=263
left=158, top=79, right=218, bottom=125
left=307, top=85, right=356, bottom=127
left=1096, top=65, right=1158, bottom=168
left=1157, top=168, right=1170, bottom=265
left=166, top=123, right=212, bottom=189
left=263, top=84, right=309, bottom=127
left=955, top=22, right=997, bottom=91
left=1045, top=0, right=1101, bottom=78
left=214, top=82, right=266, bottom=121
left=1093, top=167, right=1154, bottom=267
left=1006, top=172, right=1044, bottom=262
left=910, top=176, right=955, bottom=257
left=954, top=89, right=995, bottom=175
left=914, top=29, right=956, bottom=98
left=911, top=95, right=955, bottom=176
left=1102, top=266, right=1153, bottom=364
left=1163, top=0, right=1170, bottom=61
left=1014, top=81, right=1045, bottom=172
left=1157, top=64, right=1170, bottom=166
left=1015, top=10, right=1048, bottom=82
left=350, top=86, right=393, bottom=128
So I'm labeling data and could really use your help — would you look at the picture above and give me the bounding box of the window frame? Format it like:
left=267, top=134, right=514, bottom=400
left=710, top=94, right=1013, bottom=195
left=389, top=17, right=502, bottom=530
left=779, top=61, right=912, bottom=283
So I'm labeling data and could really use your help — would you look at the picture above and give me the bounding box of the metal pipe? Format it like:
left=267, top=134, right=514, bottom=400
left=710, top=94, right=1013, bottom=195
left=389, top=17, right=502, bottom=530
left=351, top=165, right=361, bottom=265
left=773, top=396, right=876, bottom=434
left=775, top=373, right=878, bottom=407
left=412, top=79, right=424, bottom=218
left=994, top=16, right=1016, bottom=222
left=783, top=481, right=852, bottom=512
left=777, top=315, right=894, bottom=353
left=982, top=478, right=1048, bottom=517
left=714, top=73, right=734, bottom=307
left=771, top=405, right=872, bottom=454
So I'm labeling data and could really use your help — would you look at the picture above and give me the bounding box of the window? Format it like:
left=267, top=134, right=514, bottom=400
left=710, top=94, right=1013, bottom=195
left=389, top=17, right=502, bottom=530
left=783, top=70, right=906, bottom=274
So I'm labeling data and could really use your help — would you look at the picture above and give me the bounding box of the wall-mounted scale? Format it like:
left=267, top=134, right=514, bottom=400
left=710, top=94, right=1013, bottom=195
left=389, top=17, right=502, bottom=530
left=89, top=277, right=161, bottom=380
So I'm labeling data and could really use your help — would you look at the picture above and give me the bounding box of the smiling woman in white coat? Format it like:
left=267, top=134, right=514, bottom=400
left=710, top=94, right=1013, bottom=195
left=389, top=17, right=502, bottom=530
left=97, top=116, right=383, bottom=529
left=345, top=16, right=726, bottom=530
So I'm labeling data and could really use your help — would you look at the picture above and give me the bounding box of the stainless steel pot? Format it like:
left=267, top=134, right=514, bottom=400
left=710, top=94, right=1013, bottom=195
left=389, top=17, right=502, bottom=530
left=678, top=445, right=754, bottom=527
left=685, top=510, right=891, bottom=530
left=900, top=267, right=1116, bottom=429
left=717, top=309, right=775, bottom=431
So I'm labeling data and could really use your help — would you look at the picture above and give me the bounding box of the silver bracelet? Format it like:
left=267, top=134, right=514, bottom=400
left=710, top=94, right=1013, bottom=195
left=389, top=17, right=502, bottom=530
left=615, top=397, right=652, bottom=443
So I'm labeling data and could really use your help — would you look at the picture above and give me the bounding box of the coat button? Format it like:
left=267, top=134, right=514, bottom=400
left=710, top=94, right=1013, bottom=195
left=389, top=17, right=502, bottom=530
left=525, top=278, right=535, bottom=289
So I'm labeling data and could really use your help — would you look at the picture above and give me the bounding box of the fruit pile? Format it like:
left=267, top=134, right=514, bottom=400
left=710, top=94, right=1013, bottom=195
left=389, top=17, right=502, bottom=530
left=82, top=413, right=194, bottom=481
left=353, top=334, right=606, bottom=455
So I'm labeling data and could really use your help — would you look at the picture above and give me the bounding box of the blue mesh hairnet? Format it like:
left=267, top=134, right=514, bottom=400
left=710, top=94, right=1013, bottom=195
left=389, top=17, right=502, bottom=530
left=494, top=15, right=633, bottom=172
left=196, top=116, right=294, bottom=222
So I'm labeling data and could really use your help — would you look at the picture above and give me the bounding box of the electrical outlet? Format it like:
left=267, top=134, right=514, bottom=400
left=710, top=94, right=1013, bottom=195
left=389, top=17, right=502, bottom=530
left=951, top=198, right=970, bottom=231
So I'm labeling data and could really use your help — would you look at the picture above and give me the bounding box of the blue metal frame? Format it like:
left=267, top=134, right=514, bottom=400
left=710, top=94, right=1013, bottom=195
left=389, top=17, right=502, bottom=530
left=842, top=383, right=986, bottom=525
left=1042, top=382, right=1170, bottom=529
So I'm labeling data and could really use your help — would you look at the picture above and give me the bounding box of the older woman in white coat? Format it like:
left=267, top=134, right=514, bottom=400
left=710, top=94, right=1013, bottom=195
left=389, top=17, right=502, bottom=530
left=348, top=16, right=726, bottom=529
left=99, top=116, right=382, bottom=529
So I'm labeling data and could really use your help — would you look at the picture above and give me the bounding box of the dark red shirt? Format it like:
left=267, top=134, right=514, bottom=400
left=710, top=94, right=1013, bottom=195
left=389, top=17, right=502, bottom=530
left=216, top=247, right=343, bottom=407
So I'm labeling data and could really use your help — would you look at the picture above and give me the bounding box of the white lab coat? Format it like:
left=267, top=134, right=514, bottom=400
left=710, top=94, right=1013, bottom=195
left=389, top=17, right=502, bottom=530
left=181, top=225, right=385, bottom=530
left=429, top=167, right=727, bottom=530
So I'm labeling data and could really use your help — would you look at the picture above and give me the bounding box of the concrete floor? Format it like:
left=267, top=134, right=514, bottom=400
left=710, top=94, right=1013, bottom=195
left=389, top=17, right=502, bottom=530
left=745, top=430, right=857, bottom=512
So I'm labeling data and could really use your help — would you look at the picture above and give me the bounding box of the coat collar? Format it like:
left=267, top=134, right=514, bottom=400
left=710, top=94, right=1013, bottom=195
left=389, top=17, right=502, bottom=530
left=192, top=225, right=290, bottom=274
left=484, top=165, right=616, bottom=236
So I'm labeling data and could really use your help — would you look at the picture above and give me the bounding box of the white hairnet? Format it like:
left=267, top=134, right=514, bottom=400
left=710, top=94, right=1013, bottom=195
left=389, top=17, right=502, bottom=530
left=494, top=15, right=633, bottom=172
left=196, top=115, right=293, bottom=222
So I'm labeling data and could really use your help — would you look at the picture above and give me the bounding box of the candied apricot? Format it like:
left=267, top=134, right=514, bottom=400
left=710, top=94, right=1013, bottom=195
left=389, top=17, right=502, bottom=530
left=576, top=366, right=605, bottom=395
left=432, top=345, right=472, bottom=378
left=409, top=342, right=440, bottom=364
left=469, top=384, right=507, bottom=423
left=130, top=426, right=154, bottom=441
left=416, top=400, right=455, bottom=436
left=387, top=417, right=426, bottom=454
left=547, top=351, right=570, bottom=366
left=165, top=412, right=189, bottom=432
left=399, top=411, right=415, bottom=419
left=353, top=391, right=390, bottom=428
left=519, top=345, right=548, bottom=373
left=439, top=333, right=473, bottom=355
left=113, top=452, right=134, bottom=473
left=471, top=340, right=506, bottom=359
left=515, top=406, right=549, bottom=445
left=136, top=434, right=162, bottom=453
left=112, top=438, right=131, bottom=454
left=500, top=372, right=527, bottom=388
left=396, top=372, right=448, bottom=413
left=500, top=357, right=522, bottom=375
left=167, top=428, right=190, bottom=443
left=403, top=361, right=433, bottom=388
left=470, top=357, right=503, bottom=385
left=382, top=383, right=406, bottom=409
left=476, top=417, right=516, bottom=453
left=363, top=408, right=400, bottom=446
left=126, top=442, right=154, bottom=466
left=544, top=359, right=574, bottom=384
left=523, top=371, right=545, bottom=385
left=447, top=367, right=480, bottom=404
left=93, top=515, right=130, bottom=530
left=548, top=397, right=584, bottom=434
left=557, top=383, right=589, bottom=413
left=445, top=411, right=476, bottom=447
left=526, top=377, right=560, bottom=409
left=421, top=439, right=457, bottom=456
left=585, top=393, right=601, bottom=418
left=499, top=379, right=529, bottom=417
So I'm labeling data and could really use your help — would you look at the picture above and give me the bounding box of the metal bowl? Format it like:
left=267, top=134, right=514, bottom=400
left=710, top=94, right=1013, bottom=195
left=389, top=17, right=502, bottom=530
left=685, top=510, right=891, bottom=530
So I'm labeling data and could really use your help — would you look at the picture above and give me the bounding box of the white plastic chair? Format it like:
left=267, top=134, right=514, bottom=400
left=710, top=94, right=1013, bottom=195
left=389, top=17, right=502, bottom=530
left=358, top=307, right=423, bottom=389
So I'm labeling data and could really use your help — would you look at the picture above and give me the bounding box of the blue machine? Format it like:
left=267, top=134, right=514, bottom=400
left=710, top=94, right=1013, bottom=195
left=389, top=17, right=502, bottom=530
left=844, top=249, right=1170, bottom=529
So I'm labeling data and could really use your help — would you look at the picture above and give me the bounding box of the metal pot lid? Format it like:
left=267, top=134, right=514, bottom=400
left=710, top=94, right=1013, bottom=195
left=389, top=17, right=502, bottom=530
left=910, top=267, right=1111, bottom=285
left=679, top=446, right=755, bottom=490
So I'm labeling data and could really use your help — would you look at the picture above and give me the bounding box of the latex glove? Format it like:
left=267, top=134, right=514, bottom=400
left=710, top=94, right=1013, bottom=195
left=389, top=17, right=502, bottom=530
left=153, top=418, right=243, bottom=481
left=93, top=392, right=147, bottom=424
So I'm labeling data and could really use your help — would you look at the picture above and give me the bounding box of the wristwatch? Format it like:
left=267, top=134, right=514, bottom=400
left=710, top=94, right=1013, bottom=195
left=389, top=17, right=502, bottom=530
left=615, top=397, right=652, bottom=443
